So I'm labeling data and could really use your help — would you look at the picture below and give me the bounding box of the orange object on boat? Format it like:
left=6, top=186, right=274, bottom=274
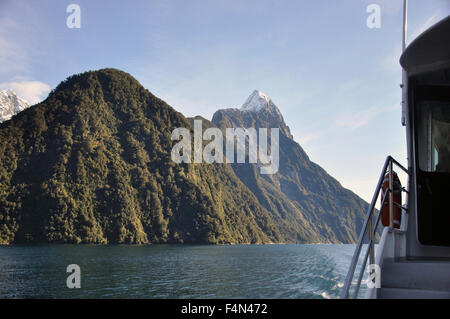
left=381, top=171, right=402, bottom=229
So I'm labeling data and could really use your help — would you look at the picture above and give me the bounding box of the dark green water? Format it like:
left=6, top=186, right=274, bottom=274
left=0, top=244, right=361, bottom=299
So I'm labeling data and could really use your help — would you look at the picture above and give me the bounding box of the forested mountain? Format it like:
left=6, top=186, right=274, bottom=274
left=0, top=69, right=367, bottom=244
left=0, top=69, right=281, bottom=244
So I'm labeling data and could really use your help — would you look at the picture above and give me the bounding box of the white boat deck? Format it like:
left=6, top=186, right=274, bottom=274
left=377, top=258, right=450, bottom=299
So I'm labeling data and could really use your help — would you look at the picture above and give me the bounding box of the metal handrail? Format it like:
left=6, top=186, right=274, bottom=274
left=341, top=156, right=410, bottom=299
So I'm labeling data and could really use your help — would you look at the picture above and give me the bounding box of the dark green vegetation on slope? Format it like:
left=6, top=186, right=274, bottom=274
left=0, top=69, right=281, bottom=244
left=0, top=68, right=367, bottom=245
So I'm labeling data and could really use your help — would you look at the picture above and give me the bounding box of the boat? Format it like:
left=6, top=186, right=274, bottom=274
left=341, top=2, right=450, bottom=299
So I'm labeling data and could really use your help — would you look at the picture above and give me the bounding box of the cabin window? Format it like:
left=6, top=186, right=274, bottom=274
left=417, top=101, right=450, bottom=173
left=415, top=96, right=450, bottom=246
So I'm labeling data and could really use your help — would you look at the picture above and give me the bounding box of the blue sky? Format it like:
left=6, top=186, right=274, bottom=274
left=1, top=0, right=449, bottom=202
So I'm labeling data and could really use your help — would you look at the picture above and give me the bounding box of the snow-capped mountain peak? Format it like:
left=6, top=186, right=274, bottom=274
left=211, top=89, right=293, bottom=139
left=0, top=90, right=30, bottom=122
left=241, top=90, right=277, bottom=112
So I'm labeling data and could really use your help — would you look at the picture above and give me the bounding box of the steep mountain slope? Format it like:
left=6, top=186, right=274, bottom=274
left=0, top=69, right=282, bottom=244
left=0, top=70, right=367, bottom=245
left=212, top=90, right=368, bottom=243
left=0, top=90, right=30, bottom=123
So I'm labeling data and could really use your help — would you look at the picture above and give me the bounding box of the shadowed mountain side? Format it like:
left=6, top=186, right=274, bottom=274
left=212, top=92, right=368, bottom=243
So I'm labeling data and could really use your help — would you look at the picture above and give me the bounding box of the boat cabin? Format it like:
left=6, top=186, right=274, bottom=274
left=401, top=16, right=450, bottom=252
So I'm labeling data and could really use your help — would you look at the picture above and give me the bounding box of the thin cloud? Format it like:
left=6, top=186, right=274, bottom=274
left=0, top=34, right=29, bottom=75
left=0, top=81, right=51, bottom=104
left=296, top=130, right=325, bottom=146
left=379, top=43, right=402, bottom=74
left=408, top=13, right=441, bottom=44
left=334, top=105, right=399, bottom=130
left=379, top=10, right=447, bottom=75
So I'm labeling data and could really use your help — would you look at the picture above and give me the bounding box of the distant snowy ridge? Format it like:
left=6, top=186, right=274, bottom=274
left=0, top=90, right=30, bottom=122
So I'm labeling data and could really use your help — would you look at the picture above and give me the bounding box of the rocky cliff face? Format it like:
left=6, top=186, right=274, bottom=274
left=212, top=90, right=368, bottom=243
left=213, top=90, right=293, bottom=139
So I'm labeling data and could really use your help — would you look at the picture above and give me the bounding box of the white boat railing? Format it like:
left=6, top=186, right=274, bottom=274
left=341, top=156, right=410, bottom=299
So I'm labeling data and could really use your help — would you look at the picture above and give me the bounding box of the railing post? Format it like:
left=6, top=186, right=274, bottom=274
left=389, top=160, right=394, bottom=228
left=368, top=212, right=375, bottom=287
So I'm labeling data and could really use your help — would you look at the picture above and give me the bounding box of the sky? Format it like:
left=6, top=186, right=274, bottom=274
left=0, top=0, right=449, bottom=202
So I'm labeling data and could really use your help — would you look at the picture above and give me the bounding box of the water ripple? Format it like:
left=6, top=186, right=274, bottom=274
left=0, top=244, right=357, bottom=299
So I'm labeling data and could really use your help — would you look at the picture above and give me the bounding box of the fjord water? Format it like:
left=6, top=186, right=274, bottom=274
left=0, top=244, right=361, bottom=299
